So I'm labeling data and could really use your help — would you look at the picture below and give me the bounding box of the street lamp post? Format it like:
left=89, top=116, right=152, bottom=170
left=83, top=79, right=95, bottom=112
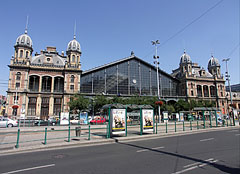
left=152, top=40, right=161, bottom=122
left=222, top=58, right=235, bottom=126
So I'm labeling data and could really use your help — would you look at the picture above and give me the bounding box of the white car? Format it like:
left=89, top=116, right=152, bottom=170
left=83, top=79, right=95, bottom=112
left=0, top=118, right=18, bottom=128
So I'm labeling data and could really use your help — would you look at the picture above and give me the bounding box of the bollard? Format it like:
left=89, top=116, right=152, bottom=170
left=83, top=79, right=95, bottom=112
left=175, top=121, right=177, bottom=132
left=190, top=121, right=192, bottom=130
left=183, top=121, right=185, bottom=131
left=203, top=119, right=206, bottom=129
left=88, top=124, right=91, bottom=140
left=197, top=120, right=199, bottom=129
left=227, top=119, right=228, bottom=127
left=38, top=120, right=41, bottom=127
left=230, top=118, right=232, bottom=126
left=210, top=115, right=212, bottom=128
left=6, top=120, right=8, bottom=128
left=15, top=129, right=20, bottom=148
left=67, top=125, right=71, bottom=142
left=140, top=108, right=143, bottom=136
left=166, top=122, right=168, bottom=133
left=44, top=127, right=47, bottom=145
left=156, top=120, right=158, bottom=134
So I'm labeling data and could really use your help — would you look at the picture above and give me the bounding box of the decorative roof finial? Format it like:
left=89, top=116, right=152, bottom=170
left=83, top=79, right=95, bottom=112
left=184, top=48, right=186, bottom=54
left=25, top=16, right=29, bottom=34
left=74, top=20, right=76, bottom=39
left=211, top=52, right=214, bottom=58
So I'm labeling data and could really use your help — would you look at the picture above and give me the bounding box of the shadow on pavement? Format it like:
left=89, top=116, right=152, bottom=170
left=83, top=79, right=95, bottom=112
left=115, top=140, right=240, bottom=174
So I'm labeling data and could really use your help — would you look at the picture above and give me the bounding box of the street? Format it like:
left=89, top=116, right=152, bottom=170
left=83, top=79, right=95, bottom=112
left=0, top=128, right=239, bottom=174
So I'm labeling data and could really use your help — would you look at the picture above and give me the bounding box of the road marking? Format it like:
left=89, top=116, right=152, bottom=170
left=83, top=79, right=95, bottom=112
left=228, top=130, right=239, bottom=132
left=200, top=138, right=214, bottom=142
left=136, top=149, right=149, bottom=153
left=137, top=146, right=164, bottom=152
left=1, top=164, right=55, bottom=174
left=152, top=146, right=165, bottom=150
left=183, top=158, right=214, bottom=168
left=172, top=159, right=218, bottom=174
left=235, top=134, right=240, bottom=136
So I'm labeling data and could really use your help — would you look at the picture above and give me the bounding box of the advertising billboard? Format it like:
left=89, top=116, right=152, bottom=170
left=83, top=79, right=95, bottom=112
left=111, top=109, right=126, bottom=135
left=142, top=109, right=154, bottom=132
left=60, top=112, right=69, bottom=125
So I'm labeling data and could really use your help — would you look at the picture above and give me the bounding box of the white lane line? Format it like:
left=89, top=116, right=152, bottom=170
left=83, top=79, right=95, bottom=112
left=183, top=158, right=214, bottom=168
left=137, top=146, right=165, bottom=152
left=1, top=164, right=55, bottom=174
left=172, top=160, right=218, bottom=174
left=235, top=134, right=240, bottom=136
left=152, top=146, right=165, bottom=150
left=200, top=138, right=214, bottom=142
left=228, top=130, right=239, bottom=132
left=136, top=149, right=149, bottom=153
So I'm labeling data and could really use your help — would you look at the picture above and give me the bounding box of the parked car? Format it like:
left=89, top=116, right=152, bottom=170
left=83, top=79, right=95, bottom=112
left=34, top=119, right=57, bottom=126
left=0, top=117, right=18, bottom=128
left=90, top=117, right=106, bottom=125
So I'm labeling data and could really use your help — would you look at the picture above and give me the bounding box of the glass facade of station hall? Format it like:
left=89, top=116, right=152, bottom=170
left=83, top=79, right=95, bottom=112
left=80, top=57, right=179, bottom=97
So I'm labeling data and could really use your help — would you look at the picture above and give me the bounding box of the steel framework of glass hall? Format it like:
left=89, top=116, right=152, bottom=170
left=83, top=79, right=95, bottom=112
left=80, top=57, right=179, bottom=97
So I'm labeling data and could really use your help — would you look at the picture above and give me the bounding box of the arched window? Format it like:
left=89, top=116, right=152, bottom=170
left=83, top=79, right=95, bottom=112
left=197, top=85, right=202, bottom=97
left=20, top=50, right=23, bottom=58
left=203, top=85, right=209, bottom=97
left=71, top=75, right=75, bottom=83
left=16, top=72, right=21, bottom=80
left=77, top=56, right=79, bottom=63
left=26, top=51, right=29, bottom=58
left=72, top=55, right=75, bottom=62
left=210, top=86, right=216, bottom=97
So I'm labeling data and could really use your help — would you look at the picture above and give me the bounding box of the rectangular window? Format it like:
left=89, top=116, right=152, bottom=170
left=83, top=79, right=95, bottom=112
left=28, top=97, right=37, bottom=116
left=70, top=85, right=74, bottom=90
left=53, top=98, right=62, bottom=115
left=16, top=83, right=20, bottom=88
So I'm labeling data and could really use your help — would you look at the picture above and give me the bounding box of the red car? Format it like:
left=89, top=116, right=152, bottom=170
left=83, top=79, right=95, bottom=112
left=90, top=117, right=106, bottom=125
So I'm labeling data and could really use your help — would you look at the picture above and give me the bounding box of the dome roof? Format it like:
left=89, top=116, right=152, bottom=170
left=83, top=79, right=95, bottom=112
left=180, top=52, right=191, bottom=64
left=67, top=38, right=81, bottom=52
left=208, top=56, right=220, bottom=69
left=15, top=32, right=32, bottom=48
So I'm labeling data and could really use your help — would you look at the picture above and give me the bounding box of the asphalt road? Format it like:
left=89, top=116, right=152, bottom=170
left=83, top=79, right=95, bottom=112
left=0, top=128, right=239, bottom=174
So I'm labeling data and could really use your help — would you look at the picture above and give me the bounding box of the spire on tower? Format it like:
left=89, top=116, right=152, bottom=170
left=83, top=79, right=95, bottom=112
left=74, top=20, right=76, bottom=39
left=25, top=16, right=29, bottom=34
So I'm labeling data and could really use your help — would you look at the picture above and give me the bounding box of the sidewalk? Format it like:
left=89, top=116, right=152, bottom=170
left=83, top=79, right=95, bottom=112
left=0, top=120, right=239, bottom=156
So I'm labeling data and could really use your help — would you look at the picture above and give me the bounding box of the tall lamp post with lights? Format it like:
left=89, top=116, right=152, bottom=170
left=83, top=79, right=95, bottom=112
left=152, top=40, right=161, bottom=122
left=222, top=58, right=235, bottom=126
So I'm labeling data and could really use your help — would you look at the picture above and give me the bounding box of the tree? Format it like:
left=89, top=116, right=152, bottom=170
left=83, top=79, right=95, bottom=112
left=68, top=95, right=90, bottom=112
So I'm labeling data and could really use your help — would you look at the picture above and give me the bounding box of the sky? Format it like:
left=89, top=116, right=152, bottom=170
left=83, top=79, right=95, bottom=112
left=0, top=0, right=239, bottom=95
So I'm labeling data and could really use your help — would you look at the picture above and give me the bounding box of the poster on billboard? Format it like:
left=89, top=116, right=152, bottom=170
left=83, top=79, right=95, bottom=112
left=216, top=111, right=222, bottom=118
left=60, top=112, right=69, bottom=125
left=111, top=109, right=126, bottom=135
left=80, top=112, right=88, bottom=124
left=180, top=112, right=184, bottom=122
left=142, top=109, right=154, bottom=132
left=163, top=111, right=168, bottom=123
